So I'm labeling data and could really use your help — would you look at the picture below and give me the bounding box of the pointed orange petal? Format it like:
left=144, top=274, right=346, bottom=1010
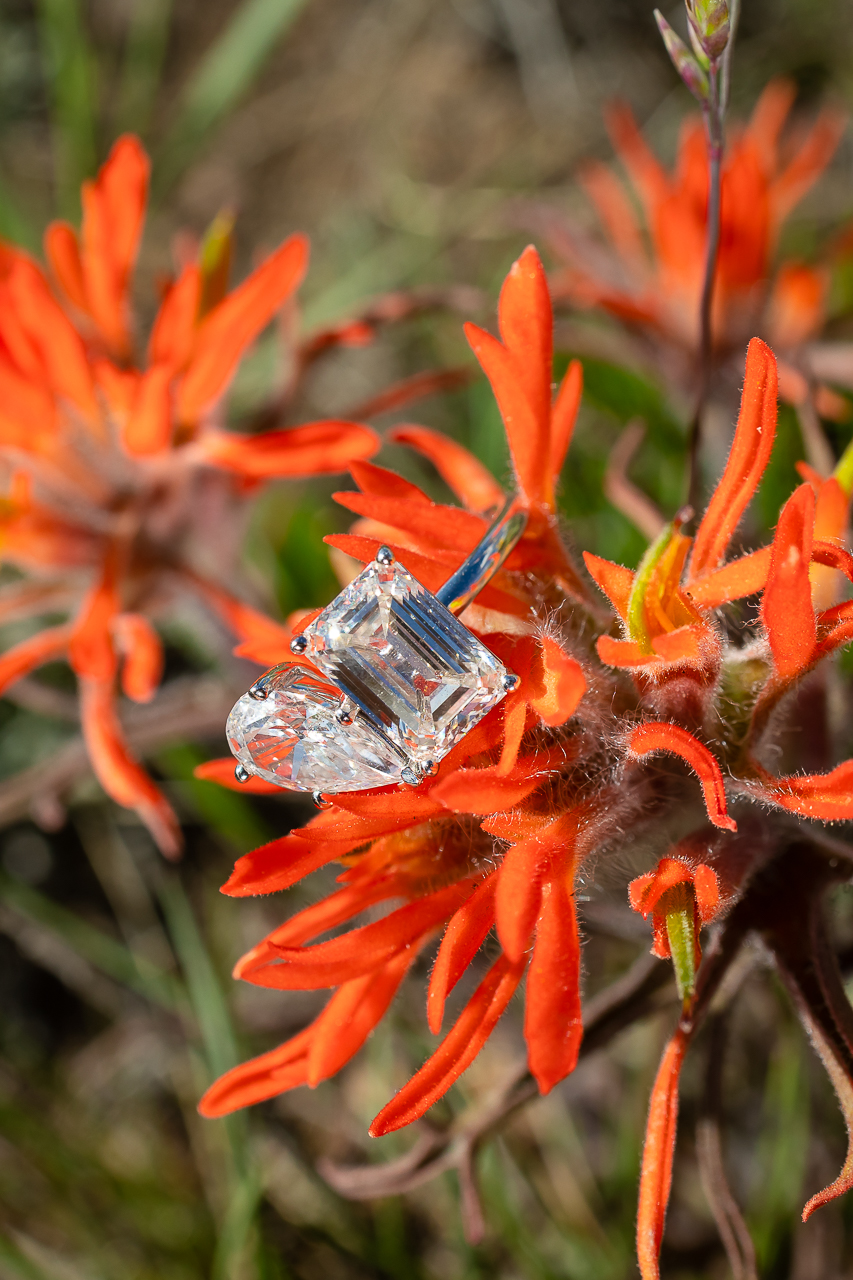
left=583, top=551, right=634, bottom=619
left=307, top=950, right=416, bottom=1086
left=148, top=265, right=202, bottom=371
left=498, top=246, right=553, bottom=438
left=497, top=693, right=530, bottom=774
left=549, top=358, right=583, bottom=482
left=123, top=364, right=173, bottom=455
left=79, top=677, right=181, bottom=857
left=605, top=101, right=670, bottom=218
left=369, top=953, right=526, bottom=1136
left=97, top=135, right=149, bottom=289
left=427, top=873, right=497, bottom=1034
left=44, top=221, right=87, bottom=312
left=194, top=757, right=282, bottom=795
left=0, top=623, right=72, bottom=696
left=430, top=763, right=547, bottom=814
left=177, top=233, right=308, bottom=422
left=198, top=1026, right=313, bottom=1116
left=465, top=320, right=547, bottom=507
left=771, top=109, right=846, bottom=223
left=529, top=635, right=586, bottom=726
left=627, top=722, right=736, bottom=831
left=525, top=874, right=582, bottom=1093
left=686, top=546, right=772, bottom=608
left=222, top=835, right=339, bottom=897
left=636, top=1026, right=689, bottom=1280
left=7, top=259, right=98, bottom=421
left=596, top=635, right=656, bottom=668
left=692, top=864, right=720, bottom=922
left=200, top=420, right=378, bottom=477
left=495, top=811, right=580, bottom=961
left=690, top=339, right=778, bottom=580
left=350, top=459, right=432, bottom=503
left=751, top=760, right=853, bottom=821
left=761, top=483, right=816, bottom=680
left=112, top=613, right=163, bottom=703
left=388, top=424, right=505, bottom=513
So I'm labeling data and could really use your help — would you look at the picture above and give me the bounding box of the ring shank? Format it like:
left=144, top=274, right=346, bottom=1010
left=435, top=497, right=527, bottom=616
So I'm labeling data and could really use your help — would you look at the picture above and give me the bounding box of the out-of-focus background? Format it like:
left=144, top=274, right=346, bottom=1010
left=1, top=1, right=853, bottom=1276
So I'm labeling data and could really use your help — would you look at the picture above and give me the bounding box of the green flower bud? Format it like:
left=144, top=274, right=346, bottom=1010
left=654, top=11, right=710, bottom=104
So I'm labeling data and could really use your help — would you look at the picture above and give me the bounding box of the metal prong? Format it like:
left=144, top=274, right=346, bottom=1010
left=502, top=672, right=520, bottom=692
left=421, top=760, right=439, bottom=777
left=235, top=764, right=252, bottom=783
left=290, top=634, right=308, bottom=655
left=376, top=546, right=395, bottom=566
left=400, top=766, right=420, bottom=787
left=312, top=791, right=332, bottom=809
left=248, top=679, right=268, bottom=700
left=335, top=699, right=356, bottom=725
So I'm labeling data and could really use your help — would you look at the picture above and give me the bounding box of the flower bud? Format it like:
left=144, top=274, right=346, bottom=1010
left=685, top=0, right=730, bottom=61
left=654, top=11, right=709, bottom=104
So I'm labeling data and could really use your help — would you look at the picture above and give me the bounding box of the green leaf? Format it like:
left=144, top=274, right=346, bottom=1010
left=155, top=0, right=311, bottom=194
left=35, top=0, right=98, bottom=216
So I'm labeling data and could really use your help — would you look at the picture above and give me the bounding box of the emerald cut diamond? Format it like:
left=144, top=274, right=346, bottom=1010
left=299, top=559, right=510, bottom=768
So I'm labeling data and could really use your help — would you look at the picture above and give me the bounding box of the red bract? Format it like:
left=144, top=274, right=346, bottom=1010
left=202, top=246, right=853, bottom=1277
left=0, top=136, right=379, bottom=855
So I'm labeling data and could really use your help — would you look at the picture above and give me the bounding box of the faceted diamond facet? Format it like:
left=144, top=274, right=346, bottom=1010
left=226, top=665, right=404, bottom=793
left=300, top=560, right=509, bottom=766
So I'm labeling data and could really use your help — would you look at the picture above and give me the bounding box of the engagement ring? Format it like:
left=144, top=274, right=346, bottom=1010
left=226, top=498, right=526, bottom=798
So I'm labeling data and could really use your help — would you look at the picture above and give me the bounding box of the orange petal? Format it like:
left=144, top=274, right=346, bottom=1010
left=529, top=635, right=586, bottom=726
left=6, top=258, right=98, bottom=421
left=498, top=247, right=552, bottom=425
left=389, top=424, right=505, bottom=513
left=148, top=265, right=202, bottom=371
left=430, top=762, right=548, bottom=814
left=690, top=339, right=778, bottom=580
left=177, top=233, right=309, bottom=422
left=524, top=873, right=582, bottom=1093
left=112, top=613, right=163, bottom=703
left=751, top=760, right=853, bottom=821
left=350, top=459, right=433, bottom=504
left=549, top=359, right=583, bottom=480
left=123, top=364, right=173, bottom=455
left=686, top=546, right=772, bottom=608
left=198, top=1026, right=313, bottom=1116
left=44, top=221, right=87, bottom=312
left=0, top=622, right=72, bottom=695
left=78, top=677, right=181, bottom=858
left=627, top=722, right=736, bottom=831
left=636, top=1026, right=689, bottom=1280
left=333, top=488, right=485, bottom=552
left=761, top=483, right=816, bottom=680
left=306, top=950, right=415, bottom=1086
left=427, top=872, right=497, bottom=1033
left=194, top=757, right=282, bottom=795
left=200, top=420, right=378, bottom=477
left=771, top=108, right=846, bottom=223
left=604, top=101, right=670, bottom=220
left=583, top=551, right=634, bottom=619
left=495, top=811, right=580, bottom=961
left=369, top=953, right=526, bottom=1136
left=222, top=834, right=340, bottom=897
left=97, top=135, right=149, bottom=292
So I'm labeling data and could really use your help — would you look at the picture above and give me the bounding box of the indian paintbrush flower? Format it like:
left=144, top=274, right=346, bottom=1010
left=199, top=245, right=853, bottom=1278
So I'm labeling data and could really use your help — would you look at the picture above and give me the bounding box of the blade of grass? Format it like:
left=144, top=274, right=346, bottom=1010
left=0, top=870, right=179, bottom=1010
left=158, top=870, right=265, bottom=1273
left=115, top=0, right=173, bottom=138
left=0, top=1233, right=57, bottom=1280
left=154, top=0, right=311, bottom=196
left=35, top=0, right=98, bottom=216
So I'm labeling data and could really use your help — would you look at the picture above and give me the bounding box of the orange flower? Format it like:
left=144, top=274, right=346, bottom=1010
left=544, top=81, right=844, bottom=395
left=202, top=248, right=853, bottom=1277
left=0, top=135, right=379, bottom=855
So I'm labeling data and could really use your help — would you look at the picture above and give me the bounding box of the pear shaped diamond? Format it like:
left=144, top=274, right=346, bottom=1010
left=226, top=665, right=404, bottom=793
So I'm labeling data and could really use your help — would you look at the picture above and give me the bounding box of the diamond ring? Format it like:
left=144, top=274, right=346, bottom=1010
left=225, top=498, right=527, bottom=799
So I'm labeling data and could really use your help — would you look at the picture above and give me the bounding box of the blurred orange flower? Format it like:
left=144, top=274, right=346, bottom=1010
left=0, top=135, right=378, bottom=855
left=541, top=81, right=846, bottom=407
